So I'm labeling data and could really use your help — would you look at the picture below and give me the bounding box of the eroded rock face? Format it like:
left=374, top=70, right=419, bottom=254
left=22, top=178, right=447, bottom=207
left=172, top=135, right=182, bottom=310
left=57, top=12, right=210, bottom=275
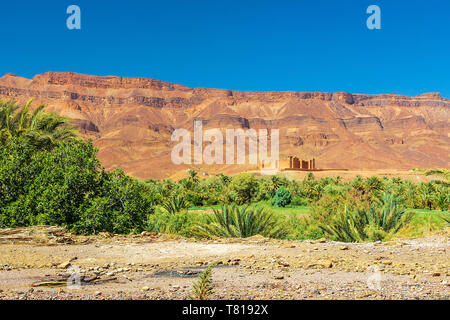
left=0, top=72, right=448, bottom=179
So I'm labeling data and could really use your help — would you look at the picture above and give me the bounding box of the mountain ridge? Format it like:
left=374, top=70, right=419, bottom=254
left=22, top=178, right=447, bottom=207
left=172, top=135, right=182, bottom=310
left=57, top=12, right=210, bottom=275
left=0, top=71, right=448, bottom=179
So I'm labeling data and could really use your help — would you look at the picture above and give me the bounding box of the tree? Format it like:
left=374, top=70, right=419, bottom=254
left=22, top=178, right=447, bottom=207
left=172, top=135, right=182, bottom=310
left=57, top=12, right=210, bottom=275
left=0, top=99, right=78, bottom=149
left=188, top=169, right=200, bottom=185
left=417, top=183, right=435, bottom=210
left=424, top=169, right=450, bottom=187
left=364, top=176, right=384, bottom=199
left=162, top=194, right=190, bottom=214
left=229, top=173, right=259, bottom=204
left=0, top=138, right=155, bottom=233
left=268, top=176, right=287, bottom=197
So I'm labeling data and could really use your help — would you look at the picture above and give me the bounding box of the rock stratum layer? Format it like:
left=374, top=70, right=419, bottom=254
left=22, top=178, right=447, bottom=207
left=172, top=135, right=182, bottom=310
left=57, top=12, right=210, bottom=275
left=0, top=72, right=448, bottom=179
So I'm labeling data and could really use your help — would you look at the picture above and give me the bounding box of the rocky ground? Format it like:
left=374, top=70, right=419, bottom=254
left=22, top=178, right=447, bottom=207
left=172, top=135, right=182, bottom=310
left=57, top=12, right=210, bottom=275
left=0, top=227, right=448, bottom=300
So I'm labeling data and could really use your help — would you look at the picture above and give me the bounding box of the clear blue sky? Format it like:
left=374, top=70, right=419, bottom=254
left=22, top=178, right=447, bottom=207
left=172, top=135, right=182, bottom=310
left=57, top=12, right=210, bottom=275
left=1, top=0, right=449, bottom=97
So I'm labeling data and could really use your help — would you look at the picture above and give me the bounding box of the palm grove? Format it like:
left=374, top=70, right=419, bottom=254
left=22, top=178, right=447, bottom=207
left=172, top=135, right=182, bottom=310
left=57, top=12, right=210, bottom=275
left=0, top=100, right=448, bottom=242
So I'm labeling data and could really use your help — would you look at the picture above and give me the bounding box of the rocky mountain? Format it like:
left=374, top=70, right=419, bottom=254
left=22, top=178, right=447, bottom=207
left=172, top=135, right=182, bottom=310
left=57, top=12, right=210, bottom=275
left=0, top=72, right=448, bottom=179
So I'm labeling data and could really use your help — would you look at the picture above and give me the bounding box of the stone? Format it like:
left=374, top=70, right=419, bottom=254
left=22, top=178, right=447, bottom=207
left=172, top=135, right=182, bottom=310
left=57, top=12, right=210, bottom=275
left=58, top=261, right=71, bottom=269
left=277, top=260, right=290, bottom=267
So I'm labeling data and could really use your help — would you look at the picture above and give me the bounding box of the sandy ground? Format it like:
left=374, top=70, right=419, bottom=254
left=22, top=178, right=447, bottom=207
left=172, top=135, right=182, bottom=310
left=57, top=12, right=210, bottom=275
left=0, top=228, right=449, bottom=300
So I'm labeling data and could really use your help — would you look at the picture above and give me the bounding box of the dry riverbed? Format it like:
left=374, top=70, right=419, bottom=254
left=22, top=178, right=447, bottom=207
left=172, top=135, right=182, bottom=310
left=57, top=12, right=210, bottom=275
left=0, top=227, right=449, bottom=300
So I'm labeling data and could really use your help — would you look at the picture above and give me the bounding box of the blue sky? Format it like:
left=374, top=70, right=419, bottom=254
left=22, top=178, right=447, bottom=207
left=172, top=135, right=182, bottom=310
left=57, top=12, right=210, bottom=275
left=0, top=0, right=449, bottom=97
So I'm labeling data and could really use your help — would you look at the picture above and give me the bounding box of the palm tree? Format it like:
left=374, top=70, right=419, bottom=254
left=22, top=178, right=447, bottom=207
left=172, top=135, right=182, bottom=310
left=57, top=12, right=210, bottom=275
left=162, top=194, right=190, bottom=214
left=0, top=99, right=78, bottom=149
left=417, top=183, right=435, bottom=210
left=268, top=175, right=284, bottom=197
left=320, top=193, right=413, bottom=242
left=424, top=169, right=450, bottom=186
left=189, top=205, right=288, bottom=239
left=187, top=169, right=200, bottom=186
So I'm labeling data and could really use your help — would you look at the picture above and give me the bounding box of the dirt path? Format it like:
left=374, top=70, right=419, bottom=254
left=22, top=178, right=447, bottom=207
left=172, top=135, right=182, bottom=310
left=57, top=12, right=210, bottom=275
left=0, top=228, right=448, bottom=300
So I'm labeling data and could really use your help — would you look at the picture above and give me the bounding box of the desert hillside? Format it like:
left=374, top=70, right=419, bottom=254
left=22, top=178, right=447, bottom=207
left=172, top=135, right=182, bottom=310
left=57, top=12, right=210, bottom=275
left=0, top=72, right=448, bottom=179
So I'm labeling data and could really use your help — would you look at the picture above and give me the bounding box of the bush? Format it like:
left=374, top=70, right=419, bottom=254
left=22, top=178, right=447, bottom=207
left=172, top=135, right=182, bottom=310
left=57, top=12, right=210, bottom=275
left=146, top=208, right=203, bottom=236
left=73, top=170, right=156, bottom=234
left=290, top=196, right=309, bottom=206
left=272, top=187, right=292, bottom=207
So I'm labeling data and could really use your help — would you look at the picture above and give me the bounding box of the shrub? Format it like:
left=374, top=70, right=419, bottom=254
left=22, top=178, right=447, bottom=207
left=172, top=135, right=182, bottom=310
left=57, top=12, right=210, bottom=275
left=146, top=209, right=203, bottom=236
left=272, top=187, right=292, bottom=207
left=290, top=196, right=309, bottom=206
left=188, top=204, right=288, bottom=239
left=285, top=213, right=325, bottom=240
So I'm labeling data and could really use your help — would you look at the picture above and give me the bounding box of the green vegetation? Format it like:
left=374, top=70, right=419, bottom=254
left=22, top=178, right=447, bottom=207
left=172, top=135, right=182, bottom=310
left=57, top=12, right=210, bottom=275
left=146, top=207, right=203, bottom=236
left=189, top=205, right=289, bottom=239
left=272, top=187, right=292, bottom=207
left=0, top=101, right=156, bottom=233
left=0, top=99, right=78, bottom=149
left=0, top=138, right=156, bottom=234
left=162, top=194, right=190, bottom=214
left=416, top=168, right=449, bottom=185
left=318, top=193, right=414, bottom=242
left=188, top=263, right=216, bottom=300
left=396, top=209, right=450, bottom=238
left=0, top=100, right=448, bottom=242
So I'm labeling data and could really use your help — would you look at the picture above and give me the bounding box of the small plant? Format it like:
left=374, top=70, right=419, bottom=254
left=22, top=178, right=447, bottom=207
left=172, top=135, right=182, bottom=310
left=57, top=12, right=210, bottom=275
left=188, top=204, right=289, bottom=239
left=188, top=263, right=216, bottom=300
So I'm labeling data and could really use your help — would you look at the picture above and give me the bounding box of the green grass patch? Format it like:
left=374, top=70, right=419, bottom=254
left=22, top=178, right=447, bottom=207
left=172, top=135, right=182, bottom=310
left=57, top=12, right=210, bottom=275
left=248, top=200, right=310, bottom=216
left=396, top=208, right=450, bottom=238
